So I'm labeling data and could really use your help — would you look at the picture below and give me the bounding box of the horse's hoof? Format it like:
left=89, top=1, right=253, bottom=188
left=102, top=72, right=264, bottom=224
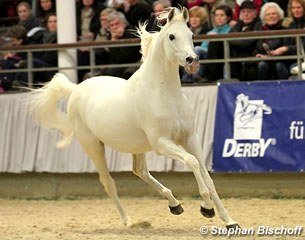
left=226, top=223, right=241, bottom=229
left=169, top=204, right=184, bottom=215
left=200, top=206, right=215, bottom=218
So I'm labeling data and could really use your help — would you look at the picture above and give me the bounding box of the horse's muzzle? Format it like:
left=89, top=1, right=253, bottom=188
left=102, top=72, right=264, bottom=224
left=185, top=56, right=199, bottom=74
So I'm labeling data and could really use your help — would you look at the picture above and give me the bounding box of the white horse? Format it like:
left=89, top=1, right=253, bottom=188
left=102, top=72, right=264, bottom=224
left=29, top=7, right=238, bottom=228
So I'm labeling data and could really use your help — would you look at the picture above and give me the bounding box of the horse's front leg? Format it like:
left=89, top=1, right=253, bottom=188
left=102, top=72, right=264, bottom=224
left=155, top=137, right=214, bottom=214
left=132, top=153, right=183, bottom=215
left=186, top=133, right=239, bottom=228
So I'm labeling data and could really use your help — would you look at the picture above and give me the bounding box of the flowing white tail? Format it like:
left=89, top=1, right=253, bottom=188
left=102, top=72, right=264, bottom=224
left=29, top=73, right=76, bottom=148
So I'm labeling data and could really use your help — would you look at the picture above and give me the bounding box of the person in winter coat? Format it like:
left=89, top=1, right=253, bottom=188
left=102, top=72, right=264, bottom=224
left=254, top=2, right=291, bottom=80
left=229, top=0, right=262, bottom=81
left=16, top=1, right=40, bottom=34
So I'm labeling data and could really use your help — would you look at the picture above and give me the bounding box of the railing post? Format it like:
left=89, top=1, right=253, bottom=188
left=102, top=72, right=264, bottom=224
left=27, top=50, right=33, bottom=87
left=89, top=47, right=95, bottom=75
left=56, top=0, right=77, bottom=83
left=223, top=39, right=231, bottom=80
left=296, top=36, right=303, bottom=80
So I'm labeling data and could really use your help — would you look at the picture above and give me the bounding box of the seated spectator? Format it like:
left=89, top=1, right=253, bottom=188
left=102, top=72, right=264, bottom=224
left=90, top=11, right=141, bottom=79
left=254, top=2, right=291, bottom=80
left=76, top=0, right=105, bottom=40
left=232, top=0, right=263, bottom=21
left=205, top=4, right=233, bottom=82
left=188, top=6, right=211, bottom=42
left=31, top=13, right=58, bottom=83
left=35, top=0, right=56, bottom=23
left=285, top=0, right=305, bottom=77
left=16, top=1, right=41, bottom=34
left=146, top=0, right=172, bottom=31
left=115, top=0, right=153, bottom=28
left=95, top=8, right=115, bottom=42
left=0, top=13, right=58, bottom=90
left=202, top=0, right=227, bottom=29
left=76, top=0, right=105, bottom=81
left=229, top=0, right=262, bottom=81
left=181, top=4, right=232, bottom=83
left=94, top=8, right=116, bottom=65
left=0, top=25, right=28, bottom=91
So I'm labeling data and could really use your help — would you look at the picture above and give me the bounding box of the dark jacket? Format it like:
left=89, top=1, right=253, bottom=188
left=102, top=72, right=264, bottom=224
left=119, top=2, right=152, bottom=28
left=229, top=16, right=262, bottom=57
left=254, top=21, right=289, bottom=55
left=76, top=1, right=105, bottom=39
left=108, top=26, right=141, bottom=64
left=285, top=17, right=305, bottom=55
left=40, top=31, right=58, bottom=66
left=18, top=14, right=41, bottom=33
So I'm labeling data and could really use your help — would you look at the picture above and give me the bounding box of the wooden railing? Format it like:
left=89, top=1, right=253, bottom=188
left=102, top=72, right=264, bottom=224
left=1, top=28, right=305, bottom=89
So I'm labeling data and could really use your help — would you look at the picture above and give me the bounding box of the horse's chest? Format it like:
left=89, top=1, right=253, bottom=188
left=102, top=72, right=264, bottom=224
left=141, top=95, right=193, bottom=138
left=156, top=108, right=191, bottom=138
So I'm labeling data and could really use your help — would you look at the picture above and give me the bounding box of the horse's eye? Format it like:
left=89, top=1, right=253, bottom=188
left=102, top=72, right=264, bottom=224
left=169, top=34, right=175, bottom=41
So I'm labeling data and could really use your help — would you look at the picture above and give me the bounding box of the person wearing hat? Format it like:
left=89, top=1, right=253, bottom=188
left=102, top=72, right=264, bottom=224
left=233, top=0, right=263, bottom=21
left=229, top=0, right=262, bottom=81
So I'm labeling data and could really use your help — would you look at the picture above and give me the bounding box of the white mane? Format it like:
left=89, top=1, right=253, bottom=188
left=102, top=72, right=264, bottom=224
left=137, top=23, right=156, bottom=61
left=137, top=7, right=186, bottom=61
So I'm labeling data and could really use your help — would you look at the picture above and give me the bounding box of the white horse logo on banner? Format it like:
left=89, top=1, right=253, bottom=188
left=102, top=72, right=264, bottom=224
left=234, top=93, right=272, bottom=140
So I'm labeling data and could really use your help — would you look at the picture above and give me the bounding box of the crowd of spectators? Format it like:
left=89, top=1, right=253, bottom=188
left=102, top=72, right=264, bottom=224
left=0, top=0, right=304, bottom=91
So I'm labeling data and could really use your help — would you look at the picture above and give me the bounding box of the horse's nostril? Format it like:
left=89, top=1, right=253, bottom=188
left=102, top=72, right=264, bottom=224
left=186, top=56, right=193, bottom=64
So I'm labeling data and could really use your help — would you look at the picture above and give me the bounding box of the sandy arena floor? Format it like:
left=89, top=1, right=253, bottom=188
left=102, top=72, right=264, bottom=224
left=0, top=198, right=304, bottom=240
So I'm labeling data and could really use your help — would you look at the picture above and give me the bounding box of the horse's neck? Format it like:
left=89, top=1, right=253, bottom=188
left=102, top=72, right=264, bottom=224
left=141, top=45, right=181, bottom=94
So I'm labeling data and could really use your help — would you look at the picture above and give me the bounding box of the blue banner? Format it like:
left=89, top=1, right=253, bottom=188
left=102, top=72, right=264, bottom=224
left=213, top=81, right=305, bottom=172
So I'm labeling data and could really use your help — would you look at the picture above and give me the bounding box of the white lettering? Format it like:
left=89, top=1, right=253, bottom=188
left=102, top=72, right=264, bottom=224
left=259, top=139, right=272, bottom=157
left=289, top=121, right=304, bottom=140
left=222, top=139, right=236, bottom=157
left=252, top=142, right=260, bottom=157
left=222, top=139, right=274, bottom=157
left=235, top=143, right=244, bottom=157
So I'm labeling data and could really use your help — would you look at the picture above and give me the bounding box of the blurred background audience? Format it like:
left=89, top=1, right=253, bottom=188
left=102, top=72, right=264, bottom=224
left=1, top=0, right=304, bottom=89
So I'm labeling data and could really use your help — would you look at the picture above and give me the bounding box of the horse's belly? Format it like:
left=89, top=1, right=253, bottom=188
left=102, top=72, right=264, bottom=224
left=96, top=126, right=152, bottom=153
left=87, top=109, right=151, bottom=153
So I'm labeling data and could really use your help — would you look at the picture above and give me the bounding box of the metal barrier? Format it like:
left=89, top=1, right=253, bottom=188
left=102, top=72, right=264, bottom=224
left=1, top=28, right=305, bottom=88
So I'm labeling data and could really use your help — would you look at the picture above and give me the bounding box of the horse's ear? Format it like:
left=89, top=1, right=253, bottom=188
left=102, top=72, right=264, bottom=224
left=182, top=7, right=189, bottom=22
left=168, top=8, right=175, bottom=22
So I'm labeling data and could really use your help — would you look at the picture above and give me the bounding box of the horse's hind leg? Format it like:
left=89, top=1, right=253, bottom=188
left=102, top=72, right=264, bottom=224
left=132, top=154, right=183, bottom=215
left=74, top=123, right=132, bottom=226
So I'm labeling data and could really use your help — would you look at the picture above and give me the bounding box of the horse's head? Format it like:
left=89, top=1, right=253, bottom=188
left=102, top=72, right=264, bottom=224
left=159, top=7, right=199, bottom=74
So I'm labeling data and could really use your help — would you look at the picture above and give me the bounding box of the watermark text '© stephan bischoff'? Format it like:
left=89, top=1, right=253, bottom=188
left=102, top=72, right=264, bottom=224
left=199, top=225, right=303, bottom=237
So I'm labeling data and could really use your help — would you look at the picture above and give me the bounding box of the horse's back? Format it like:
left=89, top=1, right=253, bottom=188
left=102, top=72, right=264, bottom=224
left=79, top=76, right=127, bottom=96
left=69, top=75, right=129, bottom=120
